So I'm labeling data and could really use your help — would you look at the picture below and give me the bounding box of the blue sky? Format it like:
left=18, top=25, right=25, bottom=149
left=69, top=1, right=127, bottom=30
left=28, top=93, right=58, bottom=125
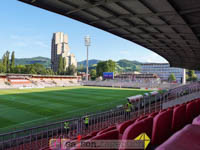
left=0, top=0, right=167, bottom=63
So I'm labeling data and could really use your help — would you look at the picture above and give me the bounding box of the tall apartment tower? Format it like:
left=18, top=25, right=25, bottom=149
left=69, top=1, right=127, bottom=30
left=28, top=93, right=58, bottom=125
left=51, top=32, right=77, bottom=72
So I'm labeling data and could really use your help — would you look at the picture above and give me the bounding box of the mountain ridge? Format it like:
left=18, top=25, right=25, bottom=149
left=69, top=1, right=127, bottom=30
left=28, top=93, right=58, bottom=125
left=1, top=57, right=142, bottom=72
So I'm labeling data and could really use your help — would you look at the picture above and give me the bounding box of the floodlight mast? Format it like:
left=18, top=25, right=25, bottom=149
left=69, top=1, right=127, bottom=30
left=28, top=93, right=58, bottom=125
left=85, top=35, right=91, bottom=81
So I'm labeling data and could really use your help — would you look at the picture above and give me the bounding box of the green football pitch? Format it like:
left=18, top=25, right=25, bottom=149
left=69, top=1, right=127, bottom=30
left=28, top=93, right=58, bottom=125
left=0, top=86, right=150, bottom=133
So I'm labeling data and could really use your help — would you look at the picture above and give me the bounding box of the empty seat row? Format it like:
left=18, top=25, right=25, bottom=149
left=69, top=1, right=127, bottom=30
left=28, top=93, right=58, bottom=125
left=48, top=98, right=200, bottom=150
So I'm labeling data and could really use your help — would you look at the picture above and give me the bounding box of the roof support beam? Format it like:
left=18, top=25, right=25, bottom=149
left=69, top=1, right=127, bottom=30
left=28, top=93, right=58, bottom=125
left=134, top=40, right=200, bottom=48
left=191, top=24, right=200, bottom=28
left=122, top=32, right=194, bottom=36
left=107, top=24, right=187, bottom=31
left=90, top=12, right=177, bottom=24
left=57, top=0, right=125, bottom=15
left=132, top=37, right=197, bottom=42
left=180, top=7, right=200, bottom=15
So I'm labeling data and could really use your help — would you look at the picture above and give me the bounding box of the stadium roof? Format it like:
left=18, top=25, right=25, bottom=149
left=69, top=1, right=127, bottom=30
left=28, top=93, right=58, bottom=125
left=19, top=0, right=200, bottom=69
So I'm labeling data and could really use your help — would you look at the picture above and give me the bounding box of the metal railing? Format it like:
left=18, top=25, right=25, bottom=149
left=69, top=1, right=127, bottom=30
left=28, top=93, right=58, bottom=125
left=0, top=82, right=200, bottom=150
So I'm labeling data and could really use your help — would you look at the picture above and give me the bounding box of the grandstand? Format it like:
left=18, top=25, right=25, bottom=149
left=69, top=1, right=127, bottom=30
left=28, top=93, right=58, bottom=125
left=2, top=0, right=200, bottom=149
left=0, top=74, right=80, bottom=89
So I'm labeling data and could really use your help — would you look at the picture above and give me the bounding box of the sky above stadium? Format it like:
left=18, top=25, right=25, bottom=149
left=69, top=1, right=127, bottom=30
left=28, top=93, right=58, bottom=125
left=0, top=1, right=167, bottom=63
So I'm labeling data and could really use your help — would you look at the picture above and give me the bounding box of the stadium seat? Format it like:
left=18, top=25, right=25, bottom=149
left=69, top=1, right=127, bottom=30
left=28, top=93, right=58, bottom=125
left=119, top=117, right=153, bottom=150
left=171, top=104, right=186, bottom=132
left=186, top=101, right=197, bottom=123
left=151, top=109, right=173, bottom=146
left=156, top=124, right=200, bottom=150
left=159, top=109, right=167, bottom=113
left=72, top=130, right=119, bottom=150
left=90, top=130, right=99, bottom=137
left=91, top=129, right=119, bottom=140
left=195, top=99, right=200, bottom=115
left=81, top=134, right=93, bottom=140
left=192, top=115, right=200, bottom=126
left=149, top=112, right=158, bottom=117
left=117, top=119, right=136, bottom=135
left=97, top=125, right=116, bottom=135
left=136, top=115, right=148, bottom=121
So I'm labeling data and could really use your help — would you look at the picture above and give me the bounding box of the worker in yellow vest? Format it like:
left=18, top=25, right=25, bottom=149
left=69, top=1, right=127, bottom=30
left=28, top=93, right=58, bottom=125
left=125, top=101, right=132, bottom=120
left=64, top=121, right=70, bottom=135
left=84, top=115, right=89, bottom=130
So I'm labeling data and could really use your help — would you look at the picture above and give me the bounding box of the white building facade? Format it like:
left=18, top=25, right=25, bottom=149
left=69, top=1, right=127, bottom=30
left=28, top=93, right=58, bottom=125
left=141, top=63, right=186, bottom=84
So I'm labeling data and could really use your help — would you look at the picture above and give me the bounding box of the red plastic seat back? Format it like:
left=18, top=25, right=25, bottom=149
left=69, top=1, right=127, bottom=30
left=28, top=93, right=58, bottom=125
left=97, top=125, right=116, bottom=135
left=149, top=112, right=158, bottom=117
left=136, top=115, right=148, bottom=121
left=171, top=104, right=186, bottom=132
left=195, top=99, right=200, bottom=115
left=151, top=109, right=173, bottom=146
left=119, top=117, right=153, bottom=150
left=186, top=101, right=197, bottom=123
left=117, top=119, right=136, bottom=134
left=91, top=129, right=119, bottom=140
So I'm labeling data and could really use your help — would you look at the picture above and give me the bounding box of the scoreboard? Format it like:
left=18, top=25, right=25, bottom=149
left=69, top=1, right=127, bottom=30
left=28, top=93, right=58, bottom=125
left=103, top=72, right=114, bottom=79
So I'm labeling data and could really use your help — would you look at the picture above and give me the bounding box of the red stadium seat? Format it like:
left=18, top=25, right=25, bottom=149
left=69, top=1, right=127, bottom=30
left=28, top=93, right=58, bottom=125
left=117, top=119, right=136, bottom=135
left=97, top=125, right=116, bottom=135
left=149, top=112, right=158, bottom=117
left=195, top=99, right=200, bottom=115
left=136, top=115, right=148, bottom=121
left=186, top=101, right=197, bottom=123
left=73, top=130, right=119, bottom=150
left=151, top=109, right=173, bottom=146
left=119, top=117, right=153, bottom=150
left=156, top=124, right=200, bottom=150
left=91, top=129, right=119, bottom=140
left=90, top=130, right=100, bottom=136
left=171, top=104, right=186, bottom=132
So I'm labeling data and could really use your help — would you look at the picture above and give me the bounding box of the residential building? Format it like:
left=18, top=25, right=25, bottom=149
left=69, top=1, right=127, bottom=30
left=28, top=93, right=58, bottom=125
left=51, top=32, right=77, bottom=72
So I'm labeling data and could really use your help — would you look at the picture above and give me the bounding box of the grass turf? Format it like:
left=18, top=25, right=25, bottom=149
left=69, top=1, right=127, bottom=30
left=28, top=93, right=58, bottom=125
left=0, top=86, right=150, bottom=133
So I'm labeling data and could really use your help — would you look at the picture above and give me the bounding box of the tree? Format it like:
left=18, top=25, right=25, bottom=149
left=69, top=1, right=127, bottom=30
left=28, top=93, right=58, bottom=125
left=5, top=51, right=10, bottom=73
left=0, top=54, right=6, bottom=73
left=187, top=70, right=197, bottom=82
left=46, top=68, right=54, bottom=75
left=96, top=60, right=116, bottom=77
left=63, top=58, right=66, bottom=74
left=77, top=64, right=85, bottom=72
left=10, top=51, right=15, bottom=72
left=67, top=64, right=76, bottom=75
left=90, top=69, right=96, bottom=80
left=0, top=62, right=5, bottom=73
left=168, top=73, right=176, bottom=82
left=58, top=55, right=64, bottom=74
left=13, top=65, right=26, bottom=74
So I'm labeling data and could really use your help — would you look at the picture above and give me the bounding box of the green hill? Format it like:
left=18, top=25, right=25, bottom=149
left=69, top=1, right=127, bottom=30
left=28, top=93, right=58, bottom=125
left=78, top=59, right=101, bottom=67
left=117, top=59, right=141, bottom=72
left=15, top=57, right=51, bottom=68
left=3, top=57, right=141, bottom=72
left=78, top=59, right=141, bottom=72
